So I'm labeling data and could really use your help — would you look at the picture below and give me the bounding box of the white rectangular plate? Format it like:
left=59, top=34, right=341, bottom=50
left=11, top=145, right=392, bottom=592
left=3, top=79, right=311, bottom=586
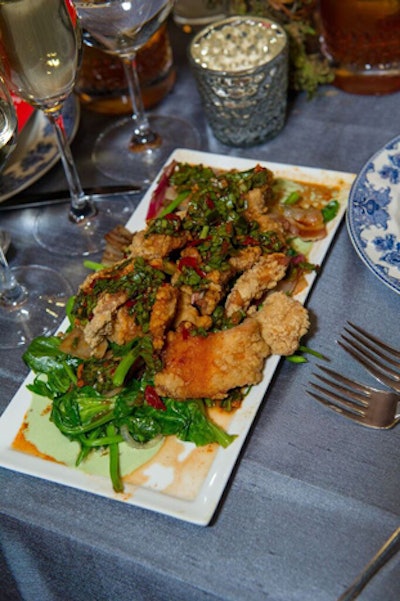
left=0, top=149, right=355, bottom=525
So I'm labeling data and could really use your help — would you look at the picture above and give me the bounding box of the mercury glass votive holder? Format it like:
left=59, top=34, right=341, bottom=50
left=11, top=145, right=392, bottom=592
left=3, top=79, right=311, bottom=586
left=189, top=16, right=289, bottom=147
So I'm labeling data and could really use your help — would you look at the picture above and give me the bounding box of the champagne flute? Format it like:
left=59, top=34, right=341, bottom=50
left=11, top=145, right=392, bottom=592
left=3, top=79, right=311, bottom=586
left=0, top=0, right=134, bottom=257
left=73, top=0, right=200, bottom=186
left=0, top=75, right=72, bottom=349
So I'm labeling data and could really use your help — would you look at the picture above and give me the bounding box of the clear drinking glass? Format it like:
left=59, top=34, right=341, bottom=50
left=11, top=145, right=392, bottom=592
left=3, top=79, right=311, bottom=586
left=73, top=0, right=200, bottom=186
left=0, top=76, right=72, bottom=349
left=0, top=0, right=133, bottom=257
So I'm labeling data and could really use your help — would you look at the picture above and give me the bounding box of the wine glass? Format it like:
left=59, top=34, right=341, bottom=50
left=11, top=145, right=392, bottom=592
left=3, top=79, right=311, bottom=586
left=0, top=76, right=72, bottom=349
left=73, top=0, right=200, bottom=186
left=0, top=0, right=134, bottom=257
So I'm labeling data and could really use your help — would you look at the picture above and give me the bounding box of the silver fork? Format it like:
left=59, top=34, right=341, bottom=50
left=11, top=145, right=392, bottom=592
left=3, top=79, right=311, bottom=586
left=338, top=322, right=400, bottom=393
left=337, top=526, right=400, bottom=601
left=308, top=365, right=400, bottom=429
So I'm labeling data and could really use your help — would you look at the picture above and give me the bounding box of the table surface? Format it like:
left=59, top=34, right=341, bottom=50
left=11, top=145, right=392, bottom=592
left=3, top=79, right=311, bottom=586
left=1, top=22, right=399, bottom=601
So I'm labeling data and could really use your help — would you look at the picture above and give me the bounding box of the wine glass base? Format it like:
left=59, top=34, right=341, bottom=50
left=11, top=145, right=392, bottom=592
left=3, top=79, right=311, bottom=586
left=92, top=115, right=201, bottom=185
left=0, top=265, right=72, bottom=349
left=33, top=196, right=135, bottom=257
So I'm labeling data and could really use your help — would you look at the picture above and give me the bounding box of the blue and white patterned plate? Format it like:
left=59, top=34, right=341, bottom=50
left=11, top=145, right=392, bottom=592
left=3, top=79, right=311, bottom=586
left=347, top=134, right=400, bottom=295
left=0, top=95, right=80, bottom=202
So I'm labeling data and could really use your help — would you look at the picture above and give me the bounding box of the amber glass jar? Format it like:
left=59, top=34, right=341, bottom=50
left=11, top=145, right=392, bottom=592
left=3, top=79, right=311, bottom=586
left=75, top=22, right=176, bottom=114
left=318, top=0, right=400, bottom=95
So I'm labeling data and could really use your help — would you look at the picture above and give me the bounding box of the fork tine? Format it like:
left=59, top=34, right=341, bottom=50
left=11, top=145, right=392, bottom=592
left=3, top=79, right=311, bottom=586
left=338, top=337, right=400, bottom=393
left=341, top=335, right=400, bottom=378
left=347, top=322, right=400, bottom=360
left=309, top=381, right=367, bottom=415
left=312, top=375, right=369, bottom=408
left=345, top=322, right=400, bottom=367
left=315, top=364, right=377, bottom=397
left=307, top=390, right=367, bottom=425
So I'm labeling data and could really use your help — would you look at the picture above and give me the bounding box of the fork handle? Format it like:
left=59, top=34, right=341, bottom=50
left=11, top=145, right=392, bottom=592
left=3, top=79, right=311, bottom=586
left=337, top=527, right=400, bottom=601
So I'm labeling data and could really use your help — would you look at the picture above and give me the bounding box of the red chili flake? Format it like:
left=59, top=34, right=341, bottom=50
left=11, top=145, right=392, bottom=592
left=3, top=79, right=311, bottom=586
left=187, top=236, right=211, bottom=247
left=206, top=196, right=215, bottom=209
left=242, top=236, right=259, bottom=246
left=177, top=256, right=197, bottom=270
left=177, top=256, right=207, bottom=278
left=125, top=299, right=136, bottom=308
left=144, top=385, right=166, bottom=411
left=165, top=212, right=181, bottom=221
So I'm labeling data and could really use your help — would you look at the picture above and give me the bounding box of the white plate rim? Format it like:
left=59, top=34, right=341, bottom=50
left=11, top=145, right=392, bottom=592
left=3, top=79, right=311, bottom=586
left=346, top=133, right=400, bottom=295
left=0, top=95, right=80, bottom=203
left=0, top=149, right=355, bottom=525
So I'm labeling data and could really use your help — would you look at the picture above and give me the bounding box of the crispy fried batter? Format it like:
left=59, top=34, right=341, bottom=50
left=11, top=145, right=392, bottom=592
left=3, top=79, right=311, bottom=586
left=79, top=257, right=135, bottom=294
left=173, top=286, right=212, bottom=330
left=149, top=284, right=179, bottom=351
left=84, top=291, right=128, bottom=354
left=225, top=253, right=289, bottom=317
left=109, top=305, right=143, bottom=347
left=254, top=291, right=310, bottom=356
left=154, top=318, right=270, bottom=400
left=229, top=246, right=262, bottom=272
left=244, top=187, right=286, bottom=237
left=155, top=290, right=310, bottom=400
left=129, top=230, right=188, bottom=260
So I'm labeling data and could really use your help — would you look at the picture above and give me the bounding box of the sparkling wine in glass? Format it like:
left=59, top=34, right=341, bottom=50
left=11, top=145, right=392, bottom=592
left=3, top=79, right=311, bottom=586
left=0, top=75, right=72, bottom=349
left=74, top=0, right=200, bottom=186
left=0, top=0, right=133, bottom=257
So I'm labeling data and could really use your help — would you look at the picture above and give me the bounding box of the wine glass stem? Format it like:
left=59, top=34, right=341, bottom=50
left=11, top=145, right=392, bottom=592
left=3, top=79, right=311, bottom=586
left=122, top=57, right=161, bottom=151
left=47, top=111, right=97, bottom=223
left=0, top=246, right=27, bottom=307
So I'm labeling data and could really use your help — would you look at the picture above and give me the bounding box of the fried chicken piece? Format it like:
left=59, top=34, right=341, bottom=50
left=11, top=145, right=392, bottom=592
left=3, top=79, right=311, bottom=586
left=78, top=257, right=135, bottom=294
left=193, top=268, right=234, bottom=315
left=171, top=249, right=232, bottom=316
left=173, top=286, right=212, bottom=330
left=129, top=230, right=188, bottom=260
left=75, top=259, right=140, bottom=354
left=192, top=280, right=223, bottom=316
left=225, top=252, right=289, bottom=317
left=154, top=290, right=310, bottom=400
left=229, top=246, right=262, bottom=272
left=254, top=291, right=310, bottom=355
left=82, top=283, right=178, bottom=352
left=109, top=304, right=143, bottom=346
left=244, top=187, right=286, bottom=237
left=149, top=284, right=179, bottom=350
left=154, top=318, right=270, bottom=400
left=83, top=291, right=128, bottom=354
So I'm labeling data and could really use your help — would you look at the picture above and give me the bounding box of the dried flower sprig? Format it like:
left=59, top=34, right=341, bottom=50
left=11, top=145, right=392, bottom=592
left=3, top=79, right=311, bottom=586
left=230, top=0, right=334, bottom=97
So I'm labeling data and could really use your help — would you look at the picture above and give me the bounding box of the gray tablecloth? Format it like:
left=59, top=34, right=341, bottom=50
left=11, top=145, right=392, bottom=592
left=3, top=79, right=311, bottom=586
left=1, top=23, right=399, bottom=601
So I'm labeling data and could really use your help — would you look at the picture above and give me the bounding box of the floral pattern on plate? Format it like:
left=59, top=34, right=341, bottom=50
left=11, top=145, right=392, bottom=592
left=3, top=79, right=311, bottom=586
left=0, top=95, right=80, bottom=202
left=347, top=135, right=400, bottom=295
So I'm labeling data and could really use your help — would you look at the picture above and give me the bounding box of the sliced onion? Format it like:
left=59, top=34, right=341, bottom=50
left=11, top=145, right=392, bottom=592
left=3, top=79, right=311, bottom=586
left=283, top=206, right=326, bottom=240
left=120, top=424, right=164, bottom=450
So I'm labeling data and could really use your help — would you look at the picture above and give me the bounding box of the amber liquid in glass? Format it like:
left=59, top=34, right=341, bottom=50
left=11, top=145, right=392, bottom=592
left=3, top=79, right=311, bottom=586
left=76, top=22, right=176, bottom=113
left=319, top=0, right=400, bottom=94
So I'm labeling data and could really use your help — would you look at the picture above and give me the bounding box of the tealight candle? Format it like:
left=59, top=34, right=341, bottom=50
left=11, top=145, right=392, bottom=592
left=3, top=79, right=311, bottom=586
left=189, top=16, right=289, bottom=147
